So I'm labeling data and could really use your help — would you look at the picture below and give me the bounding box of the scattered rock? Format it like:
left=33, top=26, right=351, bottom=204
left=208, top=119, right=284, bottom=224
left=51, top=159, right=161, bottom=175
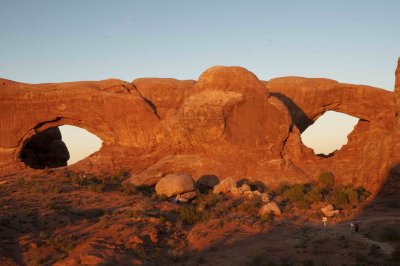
left=259, top=202, right=282, bottom=216
left=213, top=178, right=237, bottom=194
left=180, top=191, right=197, bottom=200
left=240, top=184, right=251, bottom=192
left=155, top=173, right=195, bottom=197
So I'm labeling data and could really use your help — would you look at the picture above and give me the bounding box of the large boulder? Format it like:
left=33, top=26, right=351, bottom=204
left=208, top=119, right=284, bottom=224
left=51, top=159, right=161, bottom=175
left=259, top=202, right=282, bottom=216
left=320, top=204, right=339, bottom=217
left=155, top=173, right=195, bottom=197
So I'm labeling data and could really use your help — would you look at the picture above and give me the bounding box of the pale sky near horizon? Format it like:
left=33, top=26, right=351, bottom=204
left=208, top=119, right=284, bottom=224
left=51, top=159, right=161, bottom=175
left=1, top=1, right=399, bottom=164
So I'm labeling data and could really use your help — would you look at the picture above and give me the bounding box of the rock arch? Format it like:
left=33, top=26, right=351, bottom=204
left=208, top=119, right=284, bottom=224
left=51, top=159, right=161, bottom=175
left=1, top=59, right=400, bottom=195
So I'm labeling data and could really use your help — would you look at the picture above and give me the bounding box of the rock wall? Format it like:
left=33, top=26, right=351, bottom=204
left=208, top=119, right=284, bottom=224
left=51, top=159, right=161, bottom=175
left=1, top=59, right=399, bottom=193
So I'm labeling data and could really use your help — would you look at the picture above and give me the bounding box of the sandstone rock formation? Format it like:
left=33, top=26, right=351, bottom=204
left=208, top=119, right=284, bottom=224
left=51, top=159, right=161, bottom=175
left=1, top=59, right=400, bottom=195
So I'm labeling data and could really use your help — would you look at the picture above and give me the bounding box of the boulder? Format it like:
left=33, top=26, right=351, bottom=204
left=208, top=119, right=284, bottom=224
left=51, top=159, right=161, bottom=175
left=196, top=175, right=219, bottom=191
left=320, top=204, right=340, bottom=217
left=230, top=186, right=243, bottom=197
left=213, top=178, right=237, bottom=194
left=259, top=202, right=282, bottom=216
left=155, top=174, right=195, bottom=197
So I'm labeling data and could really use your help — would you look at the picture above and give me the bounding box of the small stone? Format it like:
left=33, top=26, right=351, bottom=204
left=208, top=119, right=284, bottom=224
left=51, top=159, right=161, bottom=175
left=180, top=191, right=197, bottom=200
left=244, top=190, right=254, bottom=199
left=261, top=193, right=269, bottom=203
left=253, top=190, right=261, bottom=196
left=240, top=184, right=251, bottom=192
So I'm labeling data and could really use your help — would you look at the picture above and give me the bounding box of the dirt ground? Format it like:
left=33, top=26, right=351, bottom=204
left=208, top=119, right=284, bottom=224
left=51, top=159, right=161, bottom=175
left=0, top=169, right=399, bottom=266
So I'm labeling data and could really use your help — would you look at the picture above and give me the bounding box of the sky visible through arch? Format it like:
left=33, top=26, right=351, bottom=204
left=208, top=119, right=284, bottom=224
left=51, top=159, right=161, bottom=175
left=1, top=1, right=399, bottom=163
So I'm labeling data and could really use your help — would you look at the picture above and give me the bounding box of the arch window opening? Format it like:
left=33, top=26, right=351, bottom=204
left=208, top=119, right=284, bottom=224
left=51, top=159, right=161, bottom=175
left=300, top=111, right=359, bottom=156
left=20, top=125, right=102, bottom=169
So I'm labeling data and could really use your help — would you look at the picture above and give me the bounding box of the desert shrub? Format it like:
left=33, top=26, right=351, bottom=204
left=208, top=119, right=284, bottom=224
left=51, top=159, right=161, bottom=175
left=283, top=184, right=306, bottom=202
left=334, top=186, right=362, bottom=208
left=283, top=184, right=308, bottom=208
left=179, top=205, right=200, bottom=225
left=341, top=186, right=359, bottom=205
left=392, top=246, right=400, bottom=262
left=334, top=190, right=349, bottom=208
left=356, top=187, right=371, bottom=201
left=318, top=172, right=335, bottom=188
left=305, top=186, right=321, bottom=203
left=238, top=195, right=263, bottom=215
left=277, top=183, right=289, bottom=195
left=260, top=211, right=275, bottom=223
left=136, top=184, right=154, bottom=196
left=87, top=183, right=105, bottom=193
left=126, top=209, right=142, bottom=218
left=46, top=234, right=77, bottom=253
left=122, top=183, right=137, bottom=195
left=196, top=192, right=220, bottom=210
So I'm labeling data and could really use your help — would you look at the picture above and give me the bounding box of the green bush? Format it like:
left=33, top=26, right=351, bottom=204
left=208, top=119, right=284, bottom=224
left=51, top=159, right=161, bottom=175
left=334, top=186, right=363, bottom=208
left=282, top=184, right=309, bottom=209
left=318, top=172, right=335, bottom=188
left=179, top=205, right=201, bottom=225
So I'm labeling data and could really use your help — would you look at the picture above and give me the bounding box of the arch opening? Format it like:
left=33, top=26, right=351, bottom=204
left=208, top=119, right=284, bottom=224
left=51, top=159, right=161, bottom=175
left=19, top=125, right=102, bottom=169
left=300, top=111, right=359, bottom=156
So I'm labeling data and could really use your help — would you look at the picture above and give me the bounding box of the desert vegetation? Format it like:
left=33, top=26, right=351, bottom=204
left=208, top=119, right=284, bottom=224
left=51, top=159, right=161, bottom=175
left=0, top=169, right=399, bottom=266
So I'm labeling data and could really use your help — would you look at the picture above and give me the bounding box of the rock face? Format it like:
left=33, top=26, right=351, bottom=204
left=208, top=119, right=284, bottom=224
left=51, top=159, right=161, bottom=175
left=155, top=174, right=195, bottom=197
left=1, top=59, right=400, bottom=195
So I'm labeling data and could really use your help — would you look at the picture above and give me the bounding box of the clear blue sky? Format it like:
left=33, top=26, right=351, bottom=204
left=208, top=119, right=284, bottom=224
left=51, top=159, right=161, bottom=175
left=1, top=1, right=399, bottom=162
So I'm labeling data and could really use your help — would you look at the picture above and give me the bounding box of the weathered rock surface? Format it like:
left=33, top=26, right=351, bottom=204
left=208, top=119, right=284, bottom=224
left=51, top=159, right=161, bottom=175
left=155, top=174, right=195, bottom=197
left=1, top=59, right=400, bottom=195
